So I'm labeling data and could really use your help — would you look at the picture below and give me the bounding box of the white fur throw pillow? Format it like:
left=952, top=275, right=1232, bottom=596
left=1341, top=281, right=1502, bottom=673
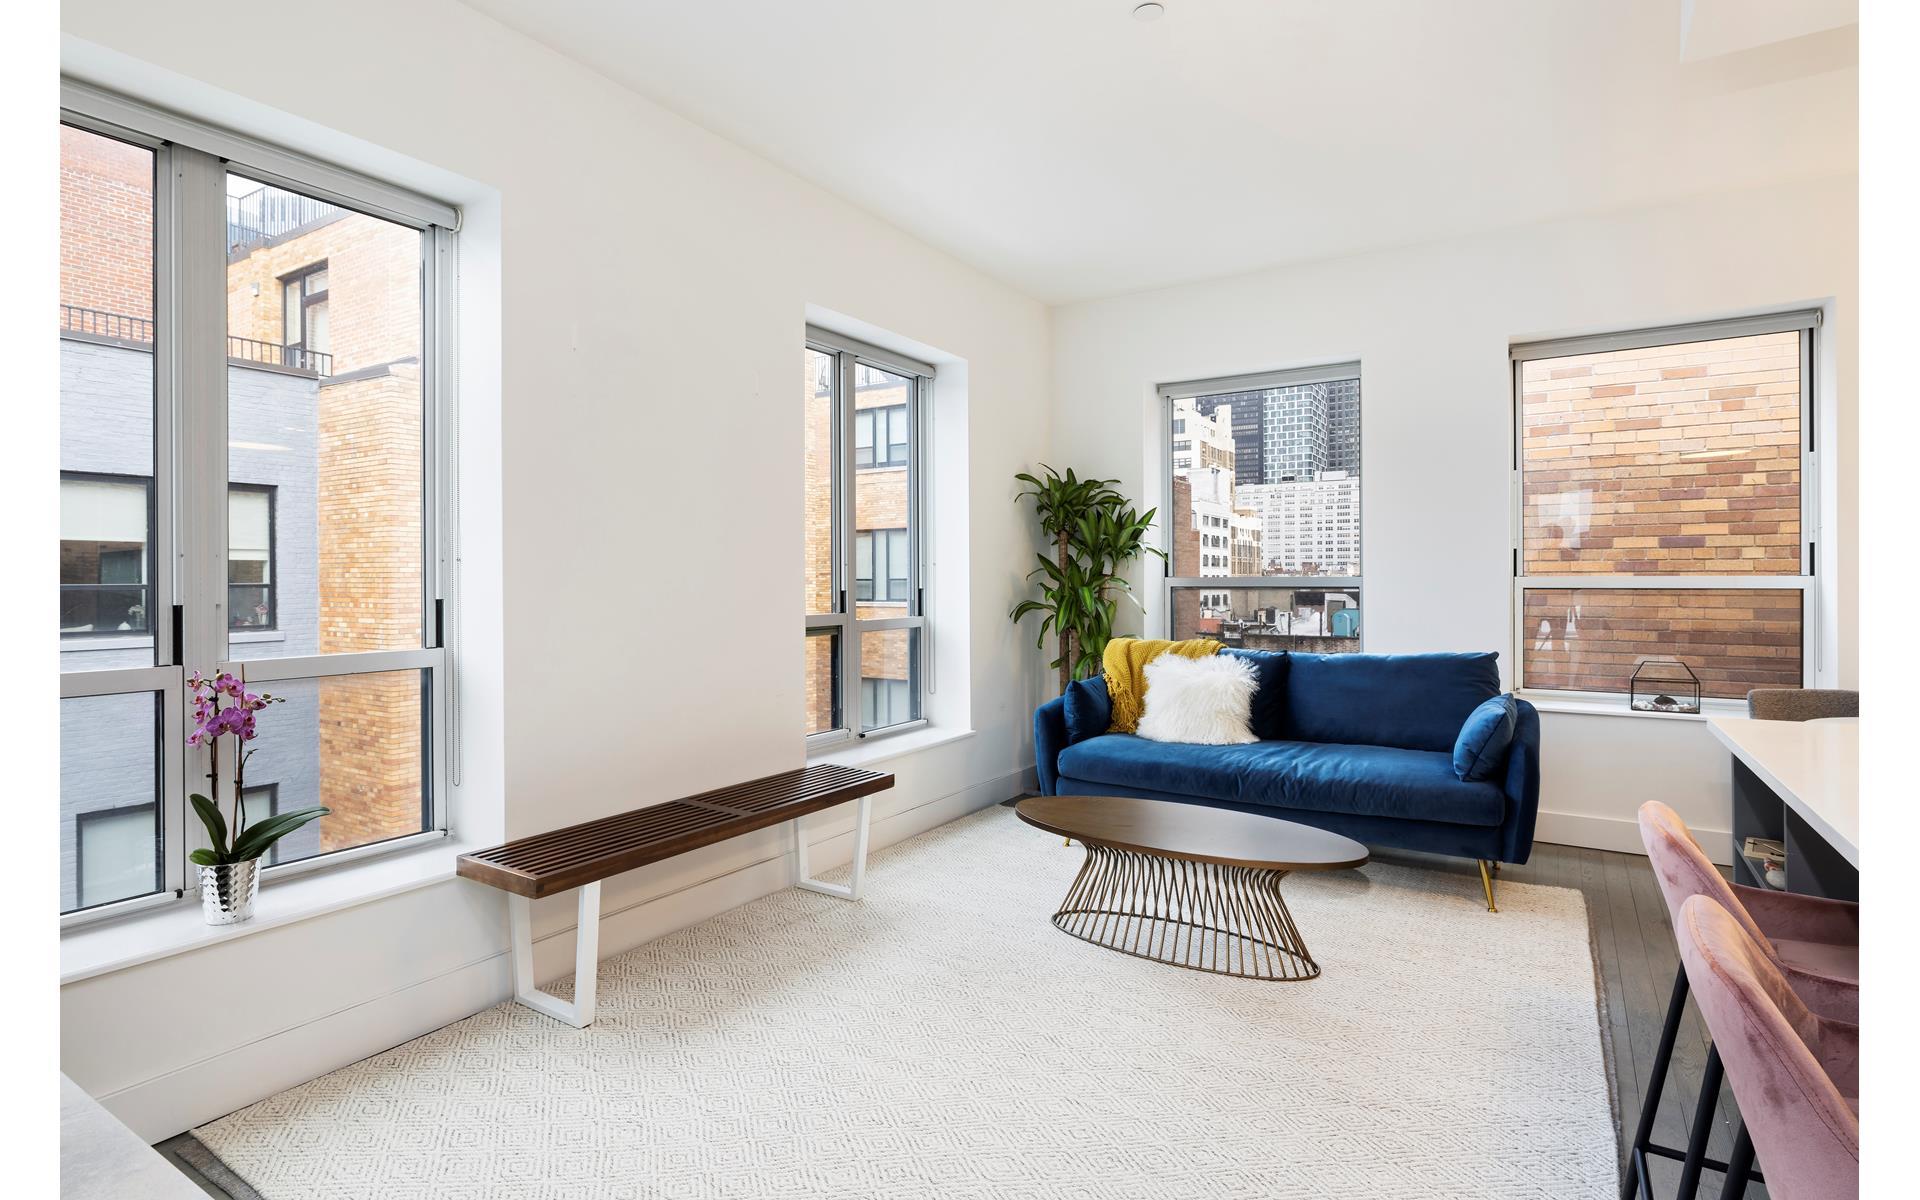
left=1135, top=653, right=1259, bottom=745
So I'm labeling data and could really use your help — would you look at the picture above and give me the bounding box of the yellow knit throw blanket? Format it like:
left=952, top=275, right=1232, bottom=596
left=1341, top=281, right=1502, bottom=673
left=1101, top=636, right=1222, bottom=734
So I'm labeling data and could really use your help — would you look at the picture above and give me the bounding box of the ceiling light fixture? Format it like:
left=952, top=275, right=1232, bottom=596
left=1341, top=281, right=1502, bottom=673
left=1133, top=3, right=1165, bottom=21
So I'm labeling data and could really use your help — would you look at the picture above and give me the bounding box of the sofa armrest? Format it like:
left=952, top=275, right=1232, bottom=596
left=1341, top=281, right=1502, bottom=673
left=1498, top=698, right=1542, bottom=864
left=1034, top=695, right=1069, bottom=796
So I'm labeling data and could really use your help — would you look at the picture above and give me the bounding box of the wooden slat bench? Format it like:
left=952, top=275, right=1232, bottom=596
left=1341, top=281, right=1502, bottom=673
left=457, top=763, right=894, bottom=1027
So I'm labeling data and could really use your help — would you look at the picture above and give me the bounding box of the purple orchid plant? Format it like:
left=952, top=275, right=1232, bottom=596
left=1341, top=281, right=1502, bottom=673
left=187, top=671, right=330, bottom=867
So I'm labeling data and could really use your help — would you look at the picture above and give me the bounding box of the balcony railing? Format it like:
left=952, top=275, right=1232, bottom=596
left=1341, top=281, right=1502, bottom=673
left=60, top=305, right=333, bottom=377
left=226, top=334, right=333, bottom=377
left=59, top=304, right=151, bottom=345
left=226, top=186, right=342, bottom=254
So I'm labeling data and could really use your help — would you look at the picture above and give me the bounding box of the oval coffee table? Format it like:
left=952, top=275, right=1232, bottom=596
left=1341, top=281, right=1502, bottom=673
left=1015, top=795, right=1369, bottom=981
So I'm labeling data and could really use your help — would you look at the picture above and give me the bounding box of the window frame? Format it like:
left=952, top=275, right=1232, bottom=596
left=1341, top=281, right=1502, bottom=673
left=74, top=799, right=165, bottom=913
left=1508, top=309, right=1821, bottom=707
left=1158, top=362, right=1364, bottom=644
left=59, top=80, right=461, bottom=929
left=804, top=326, right=932, bottom=751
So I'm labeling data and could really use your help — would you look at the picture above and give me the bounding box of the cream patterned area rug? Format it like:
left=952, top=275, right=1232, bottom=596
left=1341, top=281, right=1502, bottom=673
left=195, top=804, right=1615, bottom=1199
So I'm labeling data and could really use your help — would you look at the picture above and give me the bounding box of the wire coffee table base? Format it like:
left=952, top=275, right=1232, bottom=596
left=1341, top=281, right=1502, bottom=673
left=1052, top=842, right=1321, bottom=981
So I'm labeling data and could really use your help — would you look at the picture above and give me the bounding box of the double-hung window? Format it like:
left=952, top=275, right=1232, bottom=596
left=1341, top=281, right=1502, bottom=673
left=1511, top=311, right=1818, bottom=703
left=58, top=83, right=460, bottom=923
left=1160, top=364, right=1363, bottom=650
left=803, top=327, right=930, bottom=746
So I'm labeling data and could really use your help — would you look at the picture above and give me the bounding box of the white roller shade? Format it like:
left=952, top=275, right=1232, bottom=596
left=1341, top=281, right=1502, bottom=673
left=61, top=478, right=147, bottom=543
left=229, top=489, right=271, bottom=563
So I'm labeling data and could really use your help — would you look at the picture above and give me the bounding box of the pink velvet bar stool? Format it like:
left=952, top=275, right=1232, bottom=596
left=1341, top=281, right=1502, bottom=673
left=1624, top=801, right=1858, bottom=1200
left=1676, top=895, right=1859, bottom=1200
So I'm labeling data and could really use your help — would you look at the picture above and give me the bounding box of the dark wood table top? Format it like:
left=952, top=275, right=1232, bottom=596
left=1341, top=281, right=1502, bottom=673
left=1016, top=795, right=1370, bottom=871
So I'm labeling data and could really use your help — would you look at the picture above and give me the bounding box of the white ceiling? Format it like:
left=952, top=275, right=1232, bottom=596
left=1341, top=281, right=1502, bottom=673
left=460, top=0, right=1856, bottom=304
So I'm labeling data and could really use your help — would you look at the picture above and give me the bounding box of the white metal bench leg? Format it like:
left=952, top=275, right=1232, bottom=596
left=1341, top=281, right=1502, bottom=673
left=507, top=881, right=601, bottom=1028
left=793, top=794, right=873, bottom=900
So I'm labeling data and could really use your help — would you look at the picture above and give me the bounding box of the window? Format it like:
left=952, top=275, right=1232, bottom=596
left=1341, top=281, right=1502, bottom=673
left=804, top=328, right=929, bottom=745
left=59, top=84, right=458, bottom=923
left=228, top=485, right=276, bottom=630
left=1511, top=312, right=1816, bottom=700
left=855, top=403, right=909, bottom=468
left=277, top=263, right=330, bottom=372
left=856, top=529, right=909, bottom=602
left=1160, top=364, right=1362, bottom=650
left=861, top=679, right=911, bottom=729
left=60, top=473, right=153, bottom=635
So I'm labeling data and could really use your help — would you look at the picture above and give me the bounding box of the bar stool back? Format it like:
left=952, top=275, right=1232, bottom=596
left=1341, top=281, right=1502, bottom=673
left=1676, top=895, right=1858, bottom=1200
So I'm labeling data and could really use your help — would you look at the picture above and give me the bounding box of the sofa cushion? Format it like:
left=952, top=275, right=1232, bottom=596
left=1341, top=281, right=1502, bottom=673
left=1453, top=693, right=1518, bottom=781
left=1220, top=648, right=1289, bottom=740
left=1056, top=734, right=1507, bottom=827
left=1062, top=677, right=1112, bottom=745
left=1279, top=652, right=1501, bottom=752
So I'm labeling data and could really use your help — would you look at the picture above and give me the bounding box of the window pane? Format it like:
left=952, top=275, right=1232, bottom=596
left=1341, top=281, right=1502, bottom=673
left=1520, top=332, right=1802, bottom=575
left=238, top=669, right=431, bottom=866
left=1522, top=588, right=1802, bottom=699
left=1170, top=379, right=1360, bottom=580
left=805, top=629, right=841, bottom=735
left=859, top=627, right=920, bottom=731
left=804, top=348, right=836, bottom=615
left=60, top=126, right=156, bottom=671
left=1170, top=585, right=1361, bottom=651
left=853, top=365, right=912, bottom=619
left=226, top=174, right=424, bottom=660
left=62, top=692, right=163, bottom=913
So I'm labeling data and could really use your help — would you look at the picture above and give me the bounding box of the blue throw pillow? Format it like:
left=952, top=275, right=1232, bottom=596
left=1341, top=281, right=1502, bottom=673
left=1221, top=649, right=1289, bottom=740
left=1063, top=676, right=1113, bottom=744
left=1453, top=693, right=1518, bottom=781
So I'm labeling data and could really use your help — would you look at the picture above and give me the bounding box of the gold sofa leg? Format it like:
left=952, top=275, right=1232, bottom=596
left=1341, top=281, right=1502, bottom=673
left=1478, top=860, right=1499, bottom=912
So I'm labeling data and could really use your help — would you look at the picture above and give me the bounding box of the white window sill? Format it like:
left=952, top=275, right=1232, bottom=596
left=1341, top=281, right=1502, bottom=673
left=1520, top=691, right=1747, bottom=723
left=228, top=629, right=287, bottom=644
left=60, top=836, right=472, bottom=986
left=811, top=724, right=976, bottom=769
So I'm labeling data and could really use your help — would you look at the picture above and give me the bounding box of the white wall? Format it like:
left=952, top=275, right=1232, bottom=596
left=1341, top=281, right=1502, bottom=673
left=1051, top=174, right=1858, bottom=860
left=59, top=0, right=1052, bottom=1139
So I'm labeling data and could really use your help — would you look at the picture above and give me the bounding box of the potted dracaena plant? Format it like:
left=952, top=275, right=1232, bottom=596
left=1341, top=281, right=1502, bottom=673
left=186, top=671, right=330, bottom=925
left=1010, top=465, right=1167, bottom=694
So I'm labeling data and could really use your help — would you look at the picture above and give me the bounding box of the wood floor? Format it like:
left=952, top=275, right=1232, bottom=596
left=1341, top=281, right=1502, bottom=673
left=162, top=831, right=1759, bottom=1199
left=1377, top=839, right=1766, bottom=1200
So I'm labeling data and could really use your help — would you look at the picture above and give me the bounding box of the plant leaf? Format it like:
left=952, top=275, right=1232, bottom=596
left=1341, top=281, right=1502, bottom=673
left=230, top=806, right=331, bottom=863
left=190, top=792, right=228, bottom=857
left=189, top=848, right=219, bottom=866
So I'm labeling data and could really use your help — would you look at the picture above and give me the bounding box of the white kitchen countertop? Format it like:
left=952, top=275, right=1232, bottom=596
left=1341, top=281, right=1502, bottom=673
left=1707, top=716, right=1858, bottom=867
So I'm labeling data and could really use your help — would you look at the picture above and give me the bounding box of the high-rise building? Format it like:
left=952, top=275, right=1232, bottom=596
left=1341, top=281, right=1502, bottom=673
left=1169, top=396, right=1236, bottom=475
left=1260, top=380, right=1360, bottom=482
left=1239, top=471, right=1361, bottom=576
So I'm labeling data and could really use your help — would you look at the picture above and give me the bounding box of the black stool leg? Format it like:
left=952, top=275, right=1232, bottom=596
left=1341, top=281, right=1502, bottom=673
left=1674, top=1044, right=1725, bottom=1200
left=1716, top=1124, right=1755, bottom=1199
left=1622, top=963, right=1690, bottom=1200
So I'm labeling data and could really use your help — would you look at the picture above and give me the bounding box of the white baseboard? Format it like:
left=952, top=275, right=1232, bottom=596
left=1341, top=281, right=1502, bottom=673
left=98, top=768, right=1029, bottom=1142
left=1534, top=809, right=1733, bottom=866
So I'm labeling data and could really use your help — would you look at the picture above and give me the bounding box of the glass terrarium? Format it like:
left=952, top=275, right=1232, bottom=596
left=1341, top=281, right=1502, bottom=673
left=1629, top=659, right=1702, bottom=714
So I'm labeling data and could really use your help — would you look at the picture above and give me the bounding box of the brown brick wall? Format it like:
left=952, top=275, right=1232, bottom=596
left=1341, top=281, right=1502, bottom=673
left=1520, top=332, right=1801, bottom=574
left=1522, top=588, right=1802, bottom=699
left=60, top=126, right=153, bottom=323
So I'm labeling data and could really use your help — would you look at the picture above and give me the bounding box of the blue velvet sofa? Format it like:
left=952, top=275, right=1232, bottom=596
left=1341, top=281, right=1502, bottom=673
left=1033, top=651, right=1541, bottom=895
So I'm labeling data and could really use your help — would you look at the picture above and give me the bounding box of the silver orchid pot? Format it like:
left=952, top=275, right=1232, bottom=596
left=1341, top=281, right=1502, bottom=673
left=199, top=859, right=262, bottom=925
